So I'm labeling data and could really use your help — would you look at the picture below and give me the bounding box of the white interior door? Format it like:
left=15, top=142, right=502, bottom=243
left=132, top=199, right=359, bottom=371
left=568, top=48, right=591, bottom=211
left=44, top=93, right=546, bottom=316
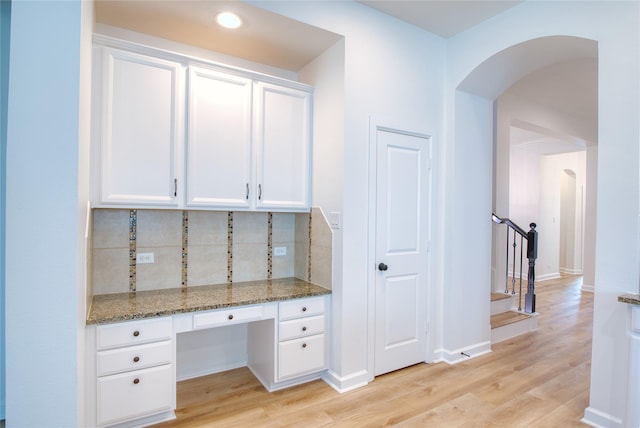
left=374, top=127, right=430, bottom=376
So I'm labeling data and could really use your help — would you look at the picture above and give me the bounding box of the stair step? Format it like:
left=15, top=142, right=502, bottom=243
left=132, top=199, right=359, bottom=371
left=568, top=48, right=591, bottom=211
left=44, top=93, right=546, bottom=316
left=490, top=310, right=537, bottom=343
left=491, top=310, right=532, bottom=329
left=491, top=293, right=511, bottom=302
left=491, top=293, right=517, bottom=315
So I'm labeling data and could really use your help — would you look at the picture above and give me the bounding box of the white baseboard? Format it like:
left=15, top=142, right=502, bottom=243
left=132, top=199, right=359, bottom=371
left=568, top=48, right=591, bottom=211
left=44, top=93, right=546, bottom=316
left=537, top=272, right=561, bottom=282
left=582, top=407, right=622, bottom=428
left=560, top=267, right=583, bottom=275
left=435, top=341, right=492, bottom=365
left=582, top=284, right=594, bottom=292
left=323, top=369, right=370, bottom=393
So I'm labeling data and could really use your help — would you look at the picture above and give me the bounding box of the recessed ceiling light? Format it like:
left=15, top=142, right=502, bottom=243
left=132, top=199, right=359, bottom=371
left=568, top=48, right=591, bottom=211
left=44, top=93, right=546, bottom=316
left=216, top=12, right=242, bottom=29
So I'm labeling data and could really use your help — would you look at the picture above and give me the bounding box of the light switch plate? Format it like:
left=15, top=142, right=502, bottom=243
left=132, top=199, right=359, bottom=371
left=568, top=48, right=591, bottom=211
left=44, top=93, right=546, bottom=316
left=330, top=212, right=341, bottom=229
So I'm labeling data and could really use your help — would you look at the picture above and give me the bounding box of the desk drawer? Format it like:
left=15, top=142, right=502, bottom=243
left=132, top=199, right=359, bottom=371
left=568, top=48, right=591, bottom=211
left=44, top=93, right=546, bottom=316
left=96, top=317, right=172, bottom=351
left=278, top=334, right=325, bottom=380
left=97, top=364, right=173, bottom=427
left=279, top=296, right=325, bottom=321
left=193, top=305, right=263, bottom=329
left=97, top=340, right=172, bottom=377
left=279, top=315, right=325, bottom=341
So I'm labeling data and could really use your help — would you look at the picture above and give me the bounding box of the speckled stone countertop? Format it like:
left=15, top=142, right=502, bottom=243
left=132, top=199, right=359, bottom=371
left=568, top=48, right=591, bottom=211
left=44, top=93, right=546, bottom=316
left=619, top=294, right=640, bottom=305
left=87, top=277, right=331, bottom=325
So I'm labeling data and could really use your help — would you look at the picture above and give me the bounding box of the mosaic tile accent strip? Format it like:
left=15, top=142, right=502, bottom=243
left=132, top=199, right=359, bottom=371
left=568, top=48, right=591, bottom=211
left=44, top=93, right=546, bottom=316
left=308, top=211, right=312, bottom=282
left=227, top=211, right=233, bottom=283
left=267, top=212, right=273, bottom=279
left=128, top=209, right=137, bottom=292
left=181, top=210, right=189, bottom=287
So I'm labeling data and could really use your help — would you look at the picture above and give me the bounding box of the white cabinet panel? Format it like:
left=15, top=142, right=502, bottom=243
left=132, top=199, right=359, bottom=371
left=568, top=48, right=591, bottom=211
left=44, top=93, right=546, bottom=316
left=278, top=334, right=325, bottom=380
left=279, top=315, right=325, bottom=341
left=192, top=305, right=264, bottom=330
left=255, top=82, right=311, bottom=211
left=279, top=296, right=325, bottom=320
left=96, top=317, right=172, bottom=350
left=187, top=67, right=253, bottom=208
left=97, top=340, right=172, bottom=377
left=96, top=48, right=183, bottom=207
left=97, top=364, right=173, bottom=427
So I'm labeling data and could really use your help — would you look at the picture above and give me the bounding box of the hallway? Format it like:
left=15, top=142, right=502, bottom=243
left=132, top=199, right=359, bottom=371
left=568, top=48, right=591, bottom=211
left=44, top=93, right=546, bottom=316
left=155, top=274, right=592, bottom=427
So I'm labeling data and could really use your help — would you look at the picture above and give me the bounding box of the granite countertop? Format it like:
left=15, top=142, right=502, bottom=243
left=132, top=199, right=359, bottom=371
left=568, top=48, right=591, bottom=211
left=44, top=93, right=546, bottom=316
left=619, top=294, right=640, bottom=305
left=87, top=277, right=331, bottom=325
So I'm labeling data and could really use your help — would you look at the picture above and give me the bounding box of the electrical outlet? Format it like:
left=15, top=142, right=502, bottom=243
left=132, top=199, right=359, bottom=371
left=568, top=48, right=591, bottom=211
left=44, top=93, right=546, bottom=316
left=273, top=246, right=287, bottom=256
left=136, top=252, right=155, bottom=264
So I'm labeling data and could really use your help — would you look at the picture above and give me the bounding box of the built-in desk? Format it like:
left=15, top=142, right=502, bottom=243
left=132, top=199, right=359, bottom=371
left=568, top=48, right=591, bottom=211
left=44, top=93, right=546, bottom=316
left=85, top=278, right=331, bottom=428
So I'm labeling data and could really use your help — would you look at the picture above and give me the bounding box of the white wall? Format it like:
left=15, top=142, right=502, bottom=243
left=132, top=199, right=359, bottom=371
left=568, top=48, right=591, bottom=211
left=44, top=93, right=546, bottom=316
left=249, top=0, right=446, bottom=389
left=538, top=151, right=587, bottom=279
left=298, top=40, right=346, bottom=375
left=446, top=2, right=639, bottom=425
left=441, top=90, right=494, bottom=359
left=509, top=142, right=587, bottom=280
left=0, top=0, right=10, bottom=420
left=5, top=1, right=92, bottom=425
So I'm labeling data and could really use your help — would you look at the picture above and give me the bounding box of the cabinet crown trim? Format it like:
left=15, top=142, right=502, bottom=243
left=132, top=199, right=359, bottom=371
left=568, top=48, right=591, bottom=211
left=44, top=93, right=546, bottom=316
left=93, top=34, right=313, bottom=93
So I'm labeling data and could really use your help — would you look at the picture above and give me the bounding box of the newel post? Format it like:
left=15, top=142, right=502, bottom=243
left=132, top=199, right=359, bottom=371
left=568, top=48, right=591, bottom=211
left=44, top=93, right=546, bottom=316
left=525, top=223, right=538, bottom=313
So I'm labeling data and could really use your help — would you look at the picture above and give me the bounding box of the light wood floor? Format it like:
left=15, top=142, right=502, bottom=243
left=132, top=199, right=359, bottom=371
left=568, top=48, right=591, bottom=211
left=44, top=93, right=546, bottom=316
left=154, top=274, right=592, bottom=427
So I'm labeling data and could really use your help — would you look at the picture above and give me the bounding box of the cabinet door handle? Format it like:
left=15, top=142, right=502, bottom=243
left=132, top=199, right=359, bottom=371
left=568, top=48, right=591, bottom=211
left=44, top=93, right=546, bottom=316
left=302, top=343, right=307, bottom=349
left=302, top=326, right=307, bottom=332
left=174, top=178, right=177, bottom=197
left=133, top=378, right=140, bottom=385
left=133, top=356, right=140, bottom=363
left=258, top=184, right=262, bottom=200
left=228, top=314, right=234, bottom=320
left=245, top=183, right=249, bottom=200
left=302, top=307, right=307, bottom=312
left=133, top=330, right=140, bottom=337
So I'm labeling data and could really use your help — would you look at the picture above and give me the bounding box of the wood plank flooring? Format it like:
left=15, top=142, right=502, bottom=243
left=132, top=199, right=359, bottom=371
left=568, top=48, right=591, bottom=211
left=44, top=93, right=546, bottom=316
left=154, top=274, right=592, bottom=427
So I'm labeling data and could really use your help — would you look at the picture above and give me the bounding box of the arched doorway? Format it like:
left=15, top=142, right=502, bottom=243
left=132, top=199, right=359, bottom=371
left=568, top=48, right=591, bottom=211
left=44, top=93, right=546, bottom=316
left=441, top=35, right=597, bottom=362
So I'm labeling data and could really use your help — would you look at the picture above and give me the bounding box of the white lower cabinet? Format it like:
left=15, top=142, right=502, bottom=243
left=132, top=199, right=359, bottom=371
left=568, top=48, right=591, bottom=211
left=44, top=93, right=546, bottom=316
left=92, top=317, right=175, bottom=427
left=97, top=365, right=174, bottom=427
left=279, top=334, right=326, bottom=380
left=277, top=296, right=327, bottom=381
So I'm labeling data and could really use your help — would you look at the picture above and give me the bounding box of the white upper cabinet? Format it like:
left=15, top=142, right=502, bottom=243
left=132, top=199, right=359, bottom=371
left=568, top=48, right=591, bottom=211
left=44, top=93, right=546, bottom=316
left=255, top=82, right=312, bottom=211
left=94, top=47, right=183, bottom=207
left=186, top=66, right=253, bottom=209
left=92, top=40, right=312, bottom=211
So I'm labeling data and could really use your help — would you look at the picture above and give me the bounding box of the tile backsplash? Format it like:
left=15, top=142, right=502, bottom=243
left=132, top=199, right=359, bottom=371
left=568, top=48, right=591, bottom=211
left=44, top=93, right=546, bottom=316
left=92, top=208, right=332, bottom=294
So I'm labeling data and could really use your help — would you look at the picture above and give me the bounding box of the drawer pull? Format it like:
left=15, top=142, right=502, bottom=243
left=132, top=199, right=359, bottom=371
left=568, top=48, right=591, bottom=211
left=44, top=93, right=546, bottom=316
left=302, top=343, right=307, bottom=348
left=133, top=356, right=140, bottom=363
left=133, top=378, right=140, bottom=385
left=302, top=326, right=307, bottom=332
left=228, top=314, right=234, bottom=320
left=132, top=330, right=140, bottom=337
left=302, top=307, right=307, bottom=312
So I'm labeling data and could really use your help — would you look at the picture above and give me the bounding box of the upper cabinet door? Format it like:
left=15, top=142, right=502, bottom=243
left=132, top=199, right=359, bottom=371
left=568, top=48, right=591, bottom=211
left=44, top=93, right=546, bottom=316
left=186, top=67, right=252, bottom=209
left=97, top=48, right=183, bottom=207
left=254, top=82, right=312, bottom=211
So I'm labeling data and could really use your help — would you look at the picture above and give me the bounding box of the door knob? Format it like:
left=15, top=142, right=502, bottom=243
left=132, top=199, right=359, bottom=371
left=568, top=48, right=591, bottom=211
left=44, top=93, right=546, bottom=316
left=378, top=263, right=388, bottom=271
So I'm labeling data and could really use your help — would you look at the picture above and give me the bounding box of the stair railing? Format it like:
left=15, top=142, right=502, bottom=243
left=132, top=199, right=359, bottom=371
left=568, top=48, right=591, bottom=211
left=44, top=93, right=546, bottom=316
left=492, top=213, right=538, bottom=313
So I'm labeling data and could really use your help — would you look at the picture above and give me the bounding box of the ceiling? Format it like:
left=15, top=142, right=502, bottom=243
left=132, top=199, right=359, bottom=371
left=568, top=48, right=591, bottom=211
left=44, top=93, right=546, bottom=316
left=95, top=0, right=597, bottom=145
left=357, top=1, right=523, bottom=38
left=94, top=1, right=343, bottom=71
left=94, top=1, right=524, bottom=70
